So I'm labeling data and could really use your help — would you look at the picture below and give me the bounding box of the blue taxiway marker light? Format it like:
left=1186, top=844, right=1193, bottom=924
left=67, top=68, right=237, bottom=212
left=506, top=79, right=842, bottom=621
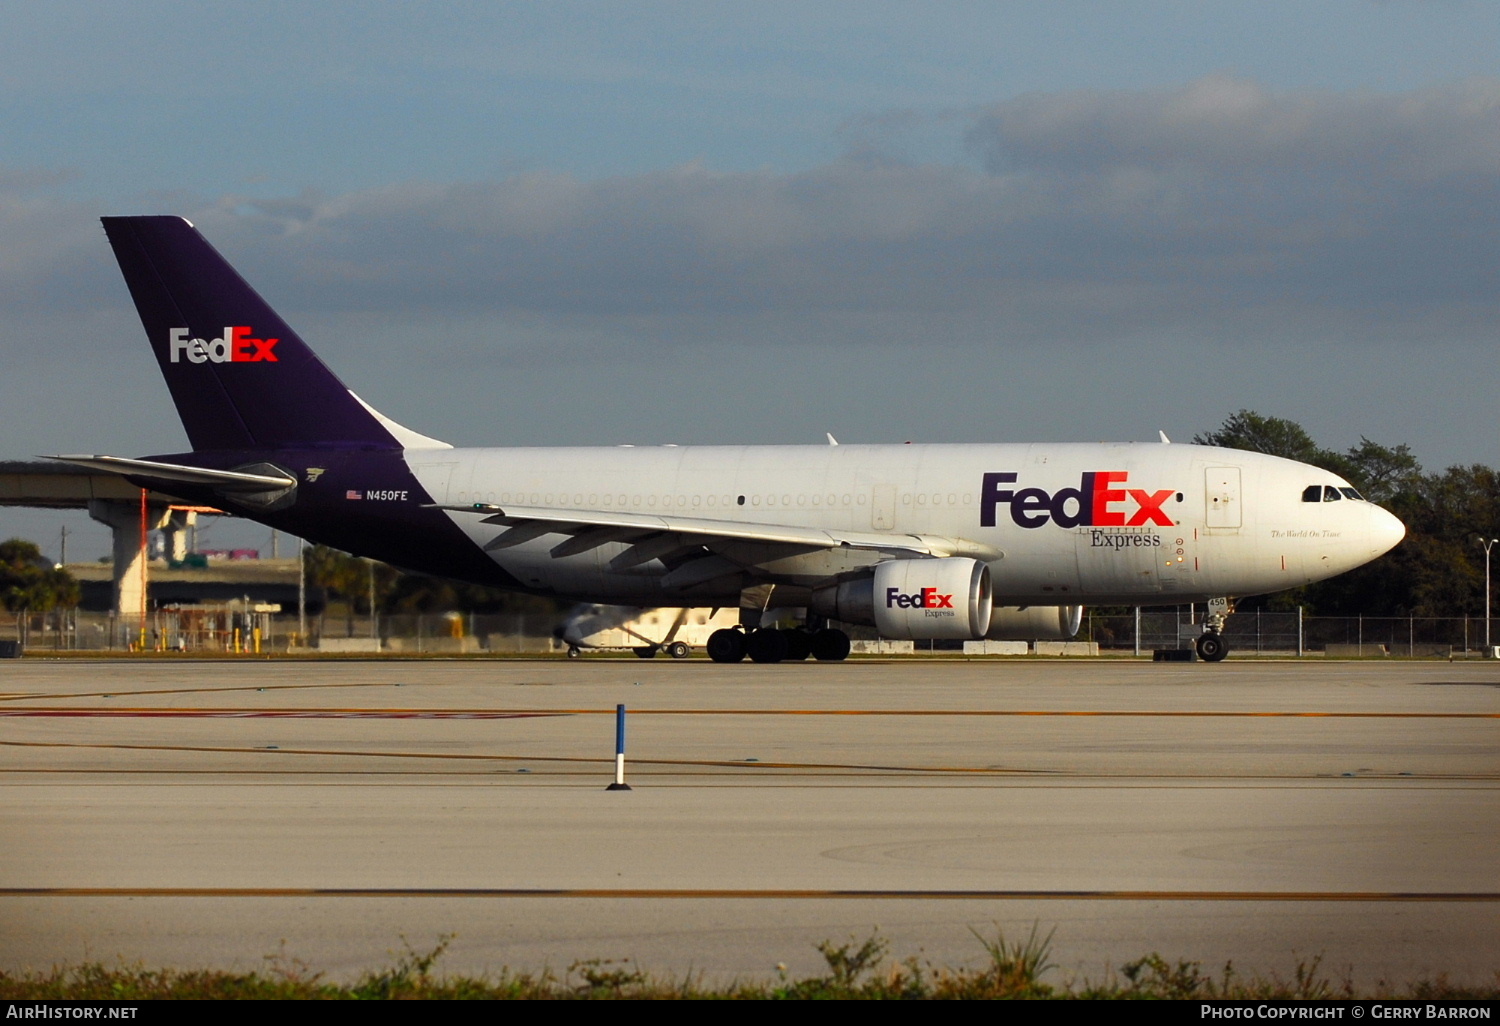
left=606, top=703, right=632, bottom=791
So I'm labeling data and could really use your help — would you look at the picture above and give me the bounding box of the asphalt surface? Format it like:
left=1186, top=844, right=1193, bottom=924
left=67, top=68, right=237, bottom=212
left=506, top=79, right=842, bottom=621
left=1, top=656, right=1496, bottom=987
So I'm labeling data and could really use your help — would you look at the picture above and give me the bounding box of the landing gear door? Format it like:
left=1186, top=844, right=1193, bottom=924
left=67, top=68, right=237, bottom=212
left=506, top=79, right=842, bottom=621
left=1205, top=467, right=1241, bottom=530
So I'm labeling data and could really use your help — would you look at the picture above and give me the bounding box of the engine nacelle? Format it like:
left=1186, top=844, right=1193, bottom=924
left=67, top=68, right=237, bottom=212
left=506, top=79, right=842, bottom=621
left=986, top=605, right=1083, bottom=641
left=811, top=557, right=993, bottom=640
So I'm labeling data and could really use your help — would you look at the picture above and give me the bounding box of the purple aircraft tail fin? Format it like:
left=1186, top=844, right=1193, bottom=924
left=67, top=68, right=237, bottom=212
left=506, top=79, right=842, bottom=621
left=101, top=216, right=406, bottom=452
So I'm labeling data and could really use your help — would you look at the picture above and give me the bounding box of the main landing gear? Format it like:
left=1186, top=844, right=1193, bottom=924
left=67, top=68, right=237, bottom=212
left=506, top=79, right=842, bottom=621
left=1194, top=597, right=1235, bottom=663
left=706, top=625, right=851, bottom=664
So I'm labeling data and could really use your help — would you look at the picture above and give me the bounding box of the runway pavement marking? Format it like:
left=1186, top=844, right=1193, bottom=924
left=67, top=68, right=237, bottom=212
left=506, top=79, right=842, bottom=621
left=2, top=887, right=1497, bottom=901
left=2, top=708, right=1496, bottom=718
left=4, top=740, right=1496, bottom=780
left=0, top=682, right=445, bottom=703
left=0, top=739, right=1045, bottom=774
left=3, top=772, right=1495, bottom=785
left=0, top=709, right=572, bottom=719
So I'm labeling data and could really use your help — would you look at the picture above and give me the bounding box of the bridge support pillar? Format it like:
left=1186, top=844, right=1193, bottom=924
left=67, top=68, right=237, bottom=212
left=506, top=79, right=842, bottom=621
left=88, top=497, right=172, bottom=618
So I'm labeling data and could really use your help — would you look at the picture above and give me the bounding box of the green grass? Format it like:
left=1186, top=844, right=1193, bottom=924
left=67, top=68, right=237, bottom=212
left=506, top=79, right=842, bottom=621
left=3, top=929, right=1497, bottom=1000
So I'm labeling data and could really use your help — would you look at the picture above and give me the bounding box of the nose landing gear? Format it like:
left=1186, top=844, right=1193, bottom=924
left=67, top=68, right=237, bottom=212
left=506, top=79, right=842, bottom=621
left=1194, top=597, right=1235, bottom=662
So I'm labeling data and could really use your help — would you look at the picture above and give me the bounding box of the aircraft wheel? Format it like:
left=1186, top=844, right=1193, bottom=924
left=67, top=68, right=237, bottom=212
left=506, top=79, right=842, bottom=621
left=745, top=628, right=789, bottom=664
left=666, top=641, right=690, bottom=659
left=811, top=629, right=851, bottom=662
left=1195, top=633, right=1229, bottom=662
left=707, top=629, right=745, bottom=663
left=780, top=629, right=812, bottom=661
left=633, top=646, right=659, bottom=659
left=567, top=646, right=581, bottom=659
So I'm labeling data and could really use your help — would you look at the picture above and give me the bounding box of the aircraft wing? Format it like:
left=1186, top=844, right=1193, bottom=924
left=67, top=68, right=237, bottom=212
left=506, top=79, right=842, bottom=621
left=428, top=502, right=998, bottom=567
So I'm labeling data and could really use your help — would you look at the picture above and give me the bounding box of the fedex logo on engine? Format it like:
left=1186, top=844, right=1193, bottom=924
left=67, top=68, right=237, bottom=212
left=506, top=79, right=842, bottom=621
left=886, top=587, right=954, bottom=610
left=981, top=472, right=1177, bottom=529
left=168, top=327, right=279, bottom=364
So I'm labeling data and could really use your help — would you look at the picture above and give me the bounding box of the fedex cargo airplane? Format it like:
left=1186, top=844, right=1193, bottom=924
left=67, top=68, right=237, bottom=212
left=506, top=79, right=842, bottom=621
left=52, top=217, right=1405, bottom=663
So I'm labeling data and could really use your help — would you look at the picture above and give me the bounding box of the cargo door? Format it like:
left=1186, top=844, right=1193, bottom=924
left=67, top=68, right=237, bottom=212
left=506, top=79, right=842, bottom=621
left=1075, top=527, right=1161, bottom=602
left=1205, top=467, right=1241, bottom=530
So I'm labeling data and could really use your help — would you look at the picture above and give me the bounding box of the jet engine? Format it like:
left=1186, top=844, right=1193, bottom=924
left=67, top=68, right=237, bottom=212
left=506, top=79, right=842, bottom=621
left=986, top=605, right=1083, bottom=641
left=811, top=557, right=993, bottom=640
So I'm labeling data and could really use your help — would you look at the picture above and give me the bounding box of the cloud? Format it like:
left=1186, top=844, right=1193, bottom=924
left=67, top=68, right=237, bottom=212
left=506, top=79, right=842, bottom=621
left=967, top=75, right=1500, bottom=179
left=961, top=75, right=1500, bottom=315
left=0, top=180, right=108, bottom=311
left=1, top=74, right=1496, bottom=356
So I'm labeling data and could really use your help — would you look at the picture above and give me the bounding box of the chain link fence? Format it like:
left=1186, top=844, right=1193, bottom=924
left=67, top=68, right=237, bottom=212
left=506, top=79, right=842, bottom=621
left=1084, top=609, right=1493, bottom=657
left=4, top=607, right=1496, bottom=657
left=2, top=609, right=561, bottom=654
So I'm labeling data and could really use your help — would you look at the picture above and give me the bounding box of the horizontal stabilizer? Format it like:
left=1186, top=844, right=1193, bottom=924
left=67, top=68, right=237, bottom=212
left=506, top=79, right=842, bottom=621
left=45, top=455, right=296, bottom=491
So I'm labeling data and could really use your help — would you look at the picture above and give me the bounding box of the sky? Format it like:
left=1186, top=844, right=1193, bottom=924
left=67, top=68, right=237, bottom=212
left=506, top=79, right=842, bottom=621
left=3, top=0, right=1498, bottom=560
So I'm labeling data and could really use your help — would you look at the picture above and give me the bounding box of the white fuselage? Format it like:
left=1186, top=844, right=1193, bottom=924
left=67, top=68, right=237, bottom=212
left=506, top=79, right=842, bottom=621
left=408, top=441, right=1405, bottom=608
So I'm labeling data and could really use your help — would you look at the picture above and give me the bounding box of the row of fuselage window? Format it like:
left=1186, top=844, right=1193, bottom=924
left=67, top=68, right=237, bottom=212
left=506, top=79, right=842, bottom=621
left=1302, top=485, right=1365, bottom=502
left=459, top=492, right=980, bottom=510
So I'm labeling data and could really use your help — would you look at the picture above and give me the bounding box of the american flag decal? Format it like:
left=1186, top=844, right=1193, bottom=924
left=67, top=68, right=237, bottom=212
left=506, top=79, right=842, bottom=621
left=345, top=490, right=361, bottom=500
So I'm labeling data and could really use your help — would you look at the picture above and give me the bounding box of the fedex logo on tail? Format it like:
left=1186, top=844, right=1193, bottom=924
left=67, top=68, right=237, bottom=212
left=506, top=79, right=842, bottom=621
left=981, top=472, right=1177, bottom=529
left=168, top=327, right=279, bottom=364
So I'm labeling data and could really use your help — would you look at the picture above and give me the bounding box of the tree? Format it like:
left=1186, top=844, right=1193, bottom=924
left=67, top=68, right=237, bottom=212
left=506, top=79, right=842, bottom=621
left=303, top=545, right=399, bottom=614
left=1193, top=410, right=1346, bottom=473
left=302, top=545, right=400, bottom=635
left=302, top=544, right=562, bottom=619
left=384, top=573, right=555, bottom=615
left=1342, top=438, right=1423, bottom=506
left=0, top=539, right=80, bottom=613
left=1192, top=412, right=1500, bottom=618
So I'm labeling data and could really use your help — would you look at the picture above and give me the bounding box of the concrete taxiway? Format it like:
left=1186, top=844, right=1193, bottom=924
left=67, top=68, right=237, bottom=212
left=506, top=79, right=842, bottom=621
left=1, top=658, right=1496, bottom=987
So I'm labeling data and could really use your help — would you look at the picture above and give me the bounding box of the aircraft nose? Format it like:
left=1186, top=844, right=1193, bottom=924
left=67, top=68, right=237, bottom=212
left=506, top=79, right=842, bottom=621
left=1369, top=505, right=1406, bottom=558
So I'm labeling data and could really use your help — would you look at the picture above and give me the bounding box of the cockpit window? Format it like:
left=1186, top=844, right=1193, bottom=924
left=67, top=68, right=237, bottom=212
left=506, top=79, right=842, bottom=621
left=1303, top=484, right=1361, bottom=502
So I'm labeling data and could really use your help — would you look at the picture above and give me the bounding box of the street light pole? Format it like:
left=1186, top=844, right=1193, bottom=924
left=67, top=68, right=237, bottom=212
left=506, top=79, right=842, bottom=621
left=368, top=558, right=377, bottom=641
left=1479, top=537, right=1498, bottom=652
left=297, top=536, right=306, bottom=642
